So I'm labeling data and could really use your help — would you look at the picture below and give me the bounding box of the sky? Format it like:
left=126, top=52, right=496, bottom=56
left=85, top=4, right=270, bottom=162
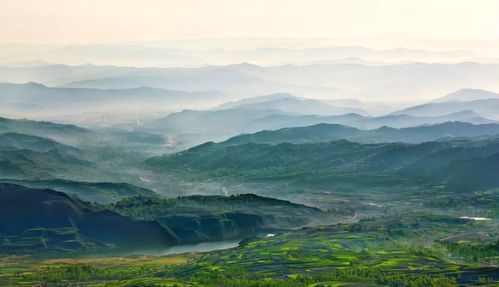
left=1, top=0, right=499, bottom=45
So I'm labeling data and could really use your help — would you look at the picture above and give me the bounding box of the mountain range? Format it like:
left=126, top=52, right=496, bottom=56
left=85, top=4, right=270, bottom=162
left=434, top=88, right=499, bottom=102
left=396, top=98, right=499, bottom=120
left=0, top=115, right=92, bottom=146
left=3, top=61, right=499, bottom=103
left=0, top=43, right=479, bottom=67
left=145, top=126, right=499, bottom=194
left=216, top=93, right=366, bottom=115
left=0, top=82, right=221, bottom=118
left=144, top=90, right=499, bottom=149
left=221, top=122, right=499, bottom=145
left=56, top=62, right=499, bottom=103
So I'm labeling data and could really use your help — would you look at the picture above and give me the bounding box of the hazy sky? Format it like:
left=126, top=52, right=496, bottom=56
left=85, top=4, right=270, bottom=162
left=1, top=0, right=499, bottom=45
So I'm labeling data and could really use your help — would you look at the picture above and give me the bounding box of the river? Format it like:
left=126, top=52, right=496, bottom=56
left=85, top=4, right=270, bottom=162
left=33, top=239, right=242, bottom=259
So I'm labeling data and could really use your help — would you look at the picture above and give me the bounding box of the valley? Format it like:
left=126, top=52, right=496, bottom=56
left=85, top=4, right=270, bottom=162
left=2, top=93, right=499, bottom=285
left=1, top=26, right=499, bottom=286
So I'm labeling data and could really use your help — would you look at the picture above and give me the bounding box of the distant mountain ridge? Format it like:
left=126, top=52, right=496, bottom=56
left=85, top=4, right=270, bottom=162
left=4, top=61, right=499, bottom=103
left=434, top=88, right=499, bottom=102
left=147, top=92, right=497, bottom=150
left=395, top=88, right=499, bottom=120
left=221, top=122, right=499, bottom=146
left=0, top=82, right=221, bottom=118
left=395, top=98, right=499, bottom=120
left=215, top=93, right=366, bottom=116
left=217, top=93, right=295, bottom=109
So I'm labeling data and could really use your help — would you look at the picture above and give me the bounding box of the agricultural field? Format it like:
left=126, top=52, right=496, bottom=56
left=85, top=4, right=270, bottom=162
left=1, top=213, right=498, bottom=287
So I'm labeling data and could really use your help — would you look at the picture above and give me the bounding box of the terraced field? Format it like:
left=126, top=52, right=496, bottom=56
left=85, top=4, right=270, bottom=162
left=2, top=214, right=498, bottom=287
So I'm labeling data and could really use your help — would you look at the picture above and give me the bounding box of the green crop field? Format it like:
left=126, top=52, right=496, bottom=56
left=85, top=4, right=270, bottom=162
left=2, top=213, right=498, bottom=287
